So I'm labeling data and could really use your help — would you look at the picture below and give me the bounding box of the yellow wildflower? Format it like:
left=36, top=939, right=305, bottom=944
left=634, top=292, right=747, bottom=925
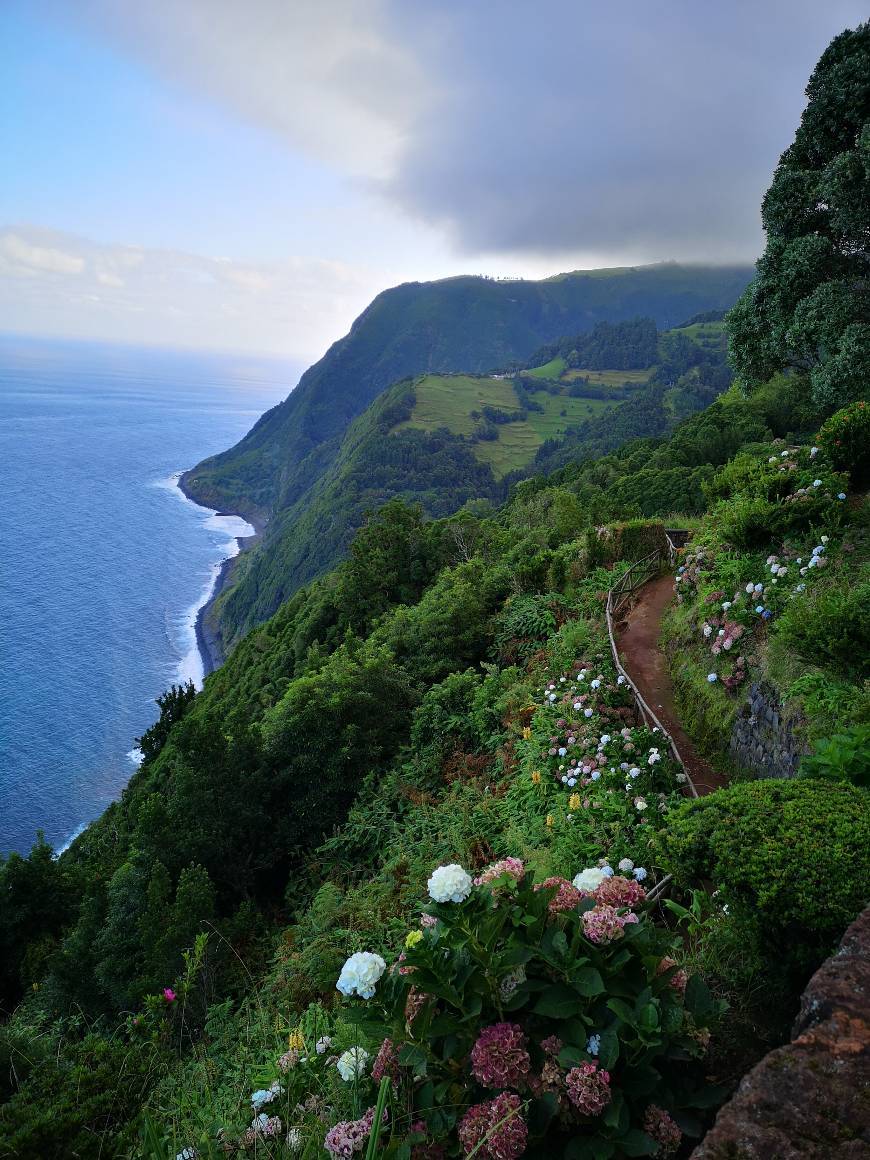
left=569, top=793, right=581, bottom=811
left=405, top=930, right=424, bottom=949
left=287, top=1029, right=305, bottom=1051
left=531, top=770, right=541, bottom=785
left=546, top=814, right=554, bottom=829
left=522, top=726, right=532, bottom=740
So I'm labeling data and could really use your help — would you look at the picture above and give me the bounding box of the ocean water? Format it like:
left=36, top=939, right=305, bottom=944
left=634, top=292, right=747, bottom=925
left=0, top=335, right=299, bottom=856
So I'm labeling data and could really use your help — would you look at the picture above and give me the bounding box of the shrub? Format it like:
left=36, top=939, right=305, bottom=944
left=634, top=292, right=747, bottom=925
left=800, top=725, right=870, bottom=788
left=341, top=863, right=723, bottom=1159
left=817, top=400, right=870, bottom=486
left=586, top=520, right=667, bottom=567
left=657, top=780, right=870, bottom=974
left=775, top=579, right=870, bottom=680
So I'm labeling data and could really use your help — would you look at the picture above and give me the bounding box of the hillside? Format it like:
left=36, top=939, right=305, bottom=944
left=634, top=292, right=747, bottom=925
left=182, top=265, right=751, bottom=651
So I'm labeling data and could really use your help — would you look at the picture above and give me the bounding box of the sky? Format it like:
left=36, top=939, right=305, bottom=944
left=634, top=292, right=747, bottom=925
left=0, top=1, right=865, bottom=362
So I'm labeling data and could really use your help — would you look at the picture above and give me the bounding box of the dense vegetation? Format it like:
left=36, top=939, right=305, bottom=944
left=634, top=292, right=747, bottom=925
left=1, top=24, right=869, bottom=1160
left=184, top=267, right=751, bottom=652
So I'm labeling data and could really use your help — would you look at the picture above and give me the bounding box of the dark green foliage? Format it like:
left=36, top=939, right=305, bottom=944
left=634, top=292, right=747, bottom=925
left=0, top=834, right=79, bottom=1011
left=135, top=681, right=196, bottom=763
left=727, top=23, right=870, bottom=409
left=527, top=316, right=659, bottom=370
left=817, top=400, right=870, bottom=485
left=0, top=1030, right=160, bottom=1159
left=657, top=780, right=870, bottom=974
left=775, top=579, right=870, bottom=679
left=800, top=725, right=870, bottom=787
left=586, top=520, right=667, bottom=567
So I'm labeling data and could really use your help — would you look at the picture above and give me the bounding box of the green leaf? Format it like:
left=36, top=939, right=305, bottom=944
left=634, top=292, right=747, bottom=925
left=684, top=975, right=714, bottom=1020
left=606, top=997, right=636, bottom=1027
left=619, top=1129, right=659, bottom=1156
left=572, top=966, right=605, bottom=997
left=398, top=1043, right=428, bottom=1074
left=533, top=983, right=585, bottom=1018
left=597, top=1028, right=621, bottom=1071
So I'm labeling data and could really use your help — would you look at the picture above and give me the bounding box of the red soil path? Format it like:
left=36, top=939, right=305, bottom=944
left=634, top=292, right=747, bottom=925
left=615, top=573, right=727, bottom=796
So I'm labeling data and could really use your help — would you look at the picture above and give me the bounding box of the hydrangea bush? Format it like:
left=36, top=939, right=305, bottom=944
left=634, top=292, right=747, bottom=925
left=339, top=860, right=723, bottom=1159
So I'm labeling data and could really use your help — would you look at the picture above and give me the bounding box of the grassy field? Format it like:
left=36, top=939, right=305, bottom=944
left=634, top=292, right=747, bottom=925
left=561, top=367, right=652, bottom=386
left=525, top=357, right=566, bottom=380
left=395, top=373, right=620, bottom=477
left=667, top=321, right=726, bottom=349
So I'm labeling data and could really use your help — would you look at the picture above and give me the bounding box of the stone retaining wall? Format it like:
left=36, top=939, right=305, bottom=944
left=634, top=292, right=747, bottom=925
left=728, top=680, right=806, bottom=779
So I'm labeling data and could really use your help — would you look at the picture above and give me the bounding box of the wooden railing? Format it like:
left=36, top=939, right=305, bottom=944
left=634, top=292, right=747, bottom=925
left=604, top=532, right=699, bottom=799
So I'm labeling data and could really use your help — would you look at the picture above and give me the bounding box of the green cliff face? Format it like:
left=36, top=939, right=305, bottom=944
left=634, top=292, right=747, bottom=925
left=183, top=264, right=752, bottom=653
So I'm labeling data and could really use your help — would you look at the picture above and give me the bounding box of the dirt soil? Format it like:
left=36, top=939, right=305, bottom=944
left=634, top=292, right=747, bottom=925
left=615, top=573, right=727, bottom=796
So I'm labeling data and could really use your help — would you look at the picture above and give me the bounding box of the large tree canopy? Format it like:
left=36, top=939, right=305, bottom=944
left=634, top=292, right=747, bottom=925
left=728, top=22, right=870, bottom=410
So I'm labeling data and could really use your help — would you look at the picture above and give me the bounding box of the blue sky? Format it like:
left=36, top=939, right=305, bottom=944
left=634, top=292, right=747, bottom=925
left=1, top=1, right=866, bottom=359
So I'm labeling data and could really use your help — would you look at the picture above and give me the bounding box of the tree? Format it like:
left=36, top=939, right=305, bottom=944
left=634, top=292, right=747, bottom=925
left=136, top=681, right=197, bottom=763
left=727, top=23, right=870, bottom=410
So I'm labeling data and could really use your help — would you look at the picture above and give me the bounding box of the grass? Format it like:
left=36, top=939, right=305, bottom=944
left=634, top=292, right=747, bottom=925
left=561, top=368, right=652, bottom=386
left=394, top=374, right=522, bottom=436
left=394, top=373, right=620, bottom=477
left=525, top=357, right=566, bottom=380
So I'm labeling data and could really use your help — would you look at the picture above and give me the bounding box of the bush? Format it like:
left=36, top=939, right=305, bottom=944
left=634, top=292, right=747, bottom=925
left=586, top=520, right=667, bottom=567
left=800, top=725, right=870, bottom=788
left=657, top=780, right=870, bottom=975
left=775, top=580, right=870, bottom=680
left=817, top=400, right=870, bottom=486
left=340, top=862, right=723, bottom=1159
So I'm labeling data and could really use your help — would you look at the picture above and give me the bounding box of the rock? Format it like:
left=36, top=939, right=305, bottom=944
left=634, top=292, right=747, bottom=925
left=691, top=907, right=870, bottom=1158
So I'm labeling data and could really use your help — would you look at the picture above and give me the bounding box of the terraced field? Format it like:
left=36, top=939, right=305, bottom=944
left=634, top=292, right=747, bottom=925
left=393, top=373, right=623, bottom=476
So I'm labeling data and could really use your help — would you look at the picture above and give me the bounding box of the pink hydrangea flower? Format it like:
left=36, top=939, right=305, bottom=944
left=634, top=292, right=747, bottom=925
left=582, top=904, right=637, bottom=944
left=540, top=1035, right=563, bottom=1058
left=594, top=875, right=646, bottom=909
left=643, top=1105, right=682, bottom=1155
left=565, top=1062, right=611, bottom=1116
left=470, top=1022, right=531, bottom=1089
left=474, top=858, right=525, bottom=887
left=372, top=1038, right=399, bottom=1087
left=656, top=956, right=688, bottom=996
left=534, top=876, right=582, bottom=914
left=457, top=1092, right=528, bottom=1160
left=325, top=1106, right=387, bottom=1158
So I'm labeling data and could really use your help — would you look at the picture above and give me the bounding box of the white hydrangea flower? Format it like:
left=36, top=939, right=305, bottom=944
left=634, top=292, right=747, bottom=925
left=286, top=1128, right=304, bottom=1152
left=337, top=1047, right=369, bottom=1082
left=315, top=1036, right=332, bottom=1054
left=427, top=863, right=473, bottom=904
left=584, top=708, right=594, bottom=718
left=251, top=1088, right=278, bottom=1111
left=176, top=1149, right=197, bottom=1160
left=618, top=857, right=634, bottom=872
left=634, top=798, right=648, bottom=812
left=573, top=866, right=608, bottom=892
left=336, top=951, right=387, bottom=999
left=590, top=679, right=601, bottom=689
left=813, top=479, right=822, bottom=487
left=633, top=867, right=648, bottom=881
left=707, top=673, right=718, bottom=683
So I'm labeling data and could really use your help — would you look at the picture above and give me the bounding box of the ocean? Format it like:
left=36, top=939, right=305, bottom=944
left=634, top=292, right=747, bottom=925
left=0, top=335, right=299, bottom=856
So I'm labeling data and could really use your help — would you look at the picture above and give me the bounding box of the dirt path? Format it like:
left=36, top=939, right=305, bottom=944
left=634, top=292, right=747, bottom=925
left=615, top=572, right=727, bottom=795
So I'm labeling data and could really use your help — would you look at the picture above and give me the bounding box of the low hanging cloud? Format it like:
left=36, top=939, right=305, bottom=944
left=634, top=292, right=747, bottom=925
left=64, top=0, right=868, bottom=264
left=0, top=226, right=379, bottom=359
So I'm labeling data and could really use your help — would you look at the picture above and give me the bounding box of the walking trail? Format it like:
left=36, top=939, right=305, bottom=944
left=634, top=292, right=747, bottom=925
left=614, top=572, right=728, bottom=796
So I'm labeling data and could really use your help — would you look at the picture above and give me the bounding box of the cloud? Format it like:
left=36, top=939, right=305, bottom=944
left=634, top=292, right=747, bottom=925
left=0, top=227, right=380, bottom=359
left=58, top=0, right=867, bottom=263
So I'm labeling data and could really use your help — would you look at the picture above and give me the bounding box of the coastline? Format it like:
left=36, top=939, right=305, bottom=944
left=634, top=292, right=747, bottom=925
left=177, top=470, right=264, bottom=680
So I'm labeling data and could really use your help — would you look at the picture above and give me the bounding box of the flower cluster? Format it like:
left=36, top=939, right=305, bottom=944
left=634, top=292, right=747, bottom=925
left=336, top=1046, right=369, bottom=1082
left=428, top=863, right=473, bottom=903
left=457, top=1092, right=528, bottom=1160
left=643, top=1105, right=683, bottom=1155
left=473, top=858, right=525, bottom=887
left=336, top=951, right=387, bottom=1000
left=565, top=1062, right=612, bottom=1116
left=324, top=1106, right=388, bottom=1159
left=582, top=904, right=639, bottom=944
left=371, top=1037, right=399, bottom=1087
left=534, top=875, right=583, bottom=913
left=470, top=1023, right=531, bottom=1089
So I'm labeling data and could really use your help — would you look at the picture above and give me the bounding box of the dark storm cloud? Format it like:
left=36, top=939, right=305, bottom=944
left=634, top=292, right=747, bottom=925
left=387, top=0, right=868, bottom=261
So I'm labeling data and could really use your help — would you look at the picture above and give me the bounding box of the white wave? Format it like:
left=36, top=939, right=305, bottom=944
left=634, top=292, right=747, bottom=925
left=162, top=472, right=255, bottom=689
left=55, top=819, right=89, bottom=858
left=127, top=746, right=144, bottom=766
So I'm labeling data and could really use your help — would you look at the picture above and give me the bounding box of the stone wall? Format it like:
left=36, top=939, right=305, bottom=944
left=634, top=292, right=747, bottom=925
left=691, top=906, right=870, bottom=1158
left=728, top=680, right=806, bottom=779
